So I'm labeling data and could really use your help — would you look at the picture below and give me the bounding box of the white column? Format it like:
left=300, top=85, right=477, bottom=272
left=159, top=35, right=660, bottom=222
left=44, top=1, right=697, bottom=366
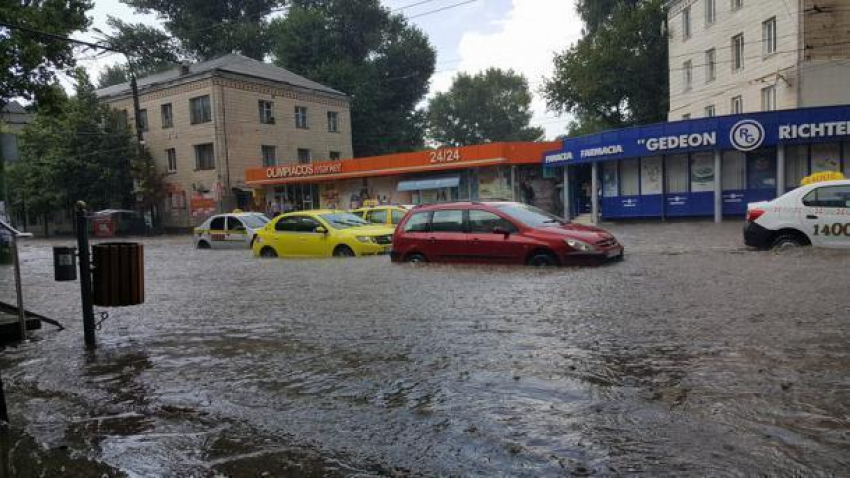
left=562, top=166, right=571, bottom=221
left=510, top=166, right=517, bottom=201
left=714, top=149, right=723, bottom=224
left=591, top=161, right=599, bottom=224
left=777, top=143, right=786, bottom=197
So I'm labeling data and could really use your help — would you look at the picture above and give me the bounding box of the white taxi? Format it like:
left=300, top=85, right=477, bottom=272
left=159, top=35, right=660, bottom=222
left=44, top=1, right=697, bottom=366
left=194, top=212, right=270, bottom=249
left=744, top=174, right=850, bottom=249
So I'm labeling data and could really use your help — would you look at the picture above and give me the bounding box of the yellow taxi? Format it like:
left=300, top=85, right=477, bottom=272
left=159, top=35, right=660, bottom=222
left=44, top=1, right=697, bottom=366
left=252, top=210, right=395, bottom=258
left=349, top=206, right=409, bottom=228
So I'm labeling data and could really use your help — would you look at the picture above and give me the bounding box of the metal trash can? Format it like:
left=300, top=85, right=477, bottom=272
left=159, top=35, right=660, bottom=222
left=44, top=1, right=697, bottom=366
left=53, top=246, right=77, bottom=281
left=92, top=242, right=144, bottom=307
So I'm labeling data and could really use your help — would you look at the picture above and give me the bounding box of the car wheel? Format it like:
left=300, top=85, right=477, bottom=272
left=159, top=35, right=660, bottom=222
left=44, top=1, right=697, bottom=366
left=260, top=246, right=278, bottom=258
left=527, top=252, right=558, bottom=267
left=771, top=234, right=805, bottom=249
left=197, top=240, right=211, bottom=250
left=333, top=245, right=356, bottom=257
left=405, top=252, right=427, bottom=264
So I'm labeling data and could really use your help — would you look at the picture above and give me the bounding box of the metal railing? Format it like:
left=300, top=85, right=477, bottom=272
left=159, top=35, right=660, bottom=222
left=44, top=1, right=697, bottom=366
left=0, top=220, right=33, bottom=341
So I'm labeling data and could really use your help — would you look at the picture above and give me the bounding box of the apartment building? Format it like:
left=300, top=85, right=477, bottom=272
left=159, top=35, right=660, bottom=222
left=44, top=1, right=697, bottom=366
left=96, top=54, right=353, bottom=229
left=667, top=0, right=850, bottom=120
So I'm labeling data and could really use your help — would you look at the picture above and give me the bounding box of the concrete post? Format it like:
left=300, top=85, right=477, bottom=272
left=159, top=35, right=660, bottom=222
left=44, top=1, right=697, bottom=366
left=777, top=143, right=786, bottom=197
left=591, top=161, right=599, bottom=224
left=562, top=166, right=571, bottom=221
left=714, top=149, right=723, bottom=224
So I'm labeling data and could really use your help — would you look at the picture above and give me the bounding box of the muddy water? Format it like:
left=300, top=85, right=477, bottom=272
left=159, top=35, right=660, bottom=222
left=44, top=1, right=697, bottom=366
left=0, top=221, right=848, bottom=476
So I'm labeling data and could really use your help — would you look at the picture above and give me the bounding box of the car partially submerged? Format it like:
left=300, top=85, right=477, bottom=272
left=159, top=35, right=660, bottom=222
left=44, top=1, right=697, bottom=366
left=194, top=212, right=270, bottom=249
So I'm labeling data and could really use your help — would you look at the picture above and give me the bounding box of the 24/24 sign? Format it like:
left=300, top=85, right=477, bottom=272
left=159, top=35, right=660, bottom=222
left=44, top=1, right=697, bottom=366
left=429, top=148, right=461, bottom=164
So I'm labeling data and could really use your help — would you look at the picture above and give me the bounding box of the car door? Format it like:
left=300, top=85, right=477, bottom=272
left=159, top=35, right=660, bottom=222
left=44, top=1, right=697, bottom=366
left=424, top=209, right=468, bottom=262
left=466, top=209, right=523, bottom=263
left=272, top=216, right=301, bottom=256
left=208, top=216, right=227, bottom=248
left=224, top=216, right=249, bottom=248
left=295, top=216, right=333, bottom=256
left=802, top=184, right=850, bottom=248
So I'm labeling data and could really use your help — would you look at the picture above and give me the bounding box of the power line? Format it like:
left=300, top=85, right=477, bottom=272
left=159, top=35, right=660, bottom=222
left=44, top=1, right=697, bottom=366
left=0, top=20, right=123, bottom=54
left=391, top=0, right=440, bottom=12
left=407, top=0, right=478, bottom=20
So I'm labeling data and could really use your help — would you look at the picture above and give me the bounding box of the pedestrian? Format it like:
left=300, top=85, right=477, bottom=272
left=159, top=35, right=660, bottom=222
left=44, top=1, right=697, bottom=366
left=269, top=199, right=281, bottom=217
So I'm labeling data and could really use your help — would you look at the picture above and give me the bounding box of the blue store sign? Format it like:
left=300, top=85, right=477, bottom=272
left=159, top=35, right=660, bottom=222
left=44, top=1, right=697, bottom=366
left=543, top=105, right=850, bottom=165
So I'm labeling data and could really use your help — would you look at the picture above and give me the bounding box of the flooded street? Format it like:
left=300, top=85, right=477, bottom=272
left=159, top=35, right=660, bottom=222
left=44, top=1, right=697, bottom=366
left=1, top=221, right=848, bottom=476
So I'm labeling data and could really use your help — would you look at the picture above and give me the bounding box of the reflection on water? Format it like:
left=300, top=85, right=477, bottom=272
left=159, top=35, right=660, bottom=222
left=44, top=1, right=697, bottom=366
left=0, top=222, right=848, bottom=476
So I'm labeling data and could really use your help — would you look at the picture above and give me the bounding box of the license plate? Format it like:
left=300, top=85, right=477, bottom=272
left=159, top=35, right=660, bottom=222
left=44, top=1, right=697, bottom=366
left=606, top=248, right=621, bottom=258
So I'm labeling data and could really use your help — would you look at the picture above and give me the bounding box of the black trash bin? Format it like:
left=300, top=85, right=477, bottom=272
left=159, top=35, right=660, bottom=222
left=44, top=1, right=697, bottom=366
left=91, top=242, right=144, bottom=307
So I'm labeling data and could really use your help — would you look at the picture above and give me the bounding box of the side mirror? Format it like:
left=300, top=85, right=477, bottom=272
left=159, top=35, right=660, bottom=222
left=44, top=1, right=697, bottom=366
left=234, top=225, right=246, bottom=231
left=315, top=226, right=328, bottom=234
left=493, top=227, right=510, bottom=237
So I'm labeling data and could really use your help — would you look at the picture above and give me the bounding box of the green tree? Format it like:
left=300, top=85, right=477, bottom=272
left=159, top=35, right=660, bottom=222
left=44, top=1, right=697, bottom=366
left=94, top=16, right=179, bottom=88
left=268, top=0, right=436, bottom=156
left=12, top=70, right=136, bottom=234
left=97, top=64, right=130, bottom=89
left=119, top=0, right=285, bottom=60
left=0, top=0, right=92, bottom=107
left=543, top=0, right=668, bottom=135
left=427, top=68, right=544, bottom=147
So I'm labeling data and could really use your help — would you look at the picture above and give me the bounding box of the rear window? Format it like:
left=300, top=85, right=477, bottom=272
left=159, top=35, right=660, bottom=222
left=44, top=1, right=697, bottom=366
left=431, top=210, right=465, bottom=233
left=402, top=211, right=431, bottom=232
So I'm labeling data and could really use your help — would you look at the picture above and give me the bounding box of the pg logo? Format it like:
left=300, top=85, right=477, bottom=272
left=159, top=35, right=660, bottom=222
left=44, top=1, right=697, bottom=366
left=730, top=119, right=765, bottom=152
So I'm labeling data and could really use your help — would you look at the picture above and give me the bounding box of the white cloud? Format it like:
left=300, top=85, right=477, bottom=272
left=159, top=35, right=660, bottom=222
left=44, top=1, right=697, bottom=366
left=429, top=0, right=583, bottom=139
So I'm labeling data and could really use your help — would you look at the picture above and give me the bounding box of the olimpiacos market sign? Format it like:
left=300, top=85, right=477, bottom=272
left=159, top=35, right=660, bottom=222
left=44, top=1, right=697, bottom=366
left=543, top=105, right=850, bottom=166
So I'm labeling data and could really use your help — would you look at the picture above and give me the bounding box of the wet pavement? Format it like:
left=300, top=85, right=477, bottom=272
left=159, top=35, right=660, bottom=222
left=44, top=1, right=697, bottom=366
left=0, top=221, right=848, bottom=476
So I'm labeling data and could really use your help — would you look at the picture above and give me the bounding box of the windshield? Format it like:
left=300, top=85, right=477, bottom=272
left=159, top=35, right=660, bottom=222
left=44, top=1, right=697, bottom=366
left=494, top=203, right=567, bottom=227
left=240, top=215, right=269, bottom=228
left=319, top=213, right=370, bottom=230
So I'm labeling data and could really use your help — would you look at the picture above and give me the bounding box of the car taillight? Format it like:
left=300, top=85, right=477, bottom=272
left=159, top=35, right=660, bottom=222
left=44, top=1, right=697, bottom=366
left=746, top=209, right=765, bottom=223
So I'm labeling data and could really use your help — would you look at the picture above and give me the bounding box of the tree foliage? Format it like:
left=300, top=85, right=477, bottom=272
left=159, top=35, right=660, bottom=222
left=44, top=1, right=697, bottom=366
left=543, top=0, right=668, bottom=134
left=268, top=0, right=436, bottom=156
left=120, top=0, right=285, bottom=60
left=97, top=64, right=130, bottom=88
left=11, top=70, right=136, bottom=223
left=0, top=0, right=92, bottom=108
left=427, top=68, right=544, bottom=147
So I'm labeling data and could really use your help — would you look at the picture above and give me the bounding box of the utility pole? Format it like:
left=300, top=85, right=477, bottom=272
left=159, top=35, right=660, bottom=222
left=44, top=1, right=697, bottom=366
left=75, top=202, right=96, bottom=350
left=127, top=62, right=156, bottom=229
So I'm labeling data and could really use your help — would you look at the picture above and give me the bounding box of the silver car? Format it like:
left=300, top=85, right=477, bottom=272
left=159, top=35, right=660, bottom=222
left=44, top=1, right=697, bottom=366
left=194, top=212, right=270, bottom=249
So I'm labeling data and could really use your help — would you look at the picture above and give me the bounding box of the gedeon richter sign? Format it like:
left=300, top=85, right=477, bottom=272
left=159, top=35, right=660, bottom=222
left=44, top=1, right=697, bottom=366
left=543, top=105, right=850, bottom=166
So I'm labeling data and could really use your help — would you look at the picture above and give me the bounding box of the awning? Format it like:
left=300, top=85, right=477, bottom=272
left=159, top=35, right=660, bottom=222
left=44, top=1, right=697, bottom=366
left=397, top=177, right=460, bottom=192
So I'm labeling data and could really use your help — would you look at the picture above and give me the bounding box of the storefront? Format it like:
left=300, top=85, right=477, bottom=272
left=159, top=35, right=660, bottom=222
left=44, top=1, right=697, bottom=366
left=245, top=142, right=563, bottom=215
left=543, top=105, right=850, bottom=222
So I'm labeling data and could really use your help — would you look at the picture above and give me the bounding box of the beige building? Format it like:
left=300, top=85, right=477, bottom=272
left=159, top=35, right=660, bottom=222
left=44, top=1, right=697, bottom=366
left=96, top=54, right=353, bottom=229
left=666, top=0, right=850, bottom=120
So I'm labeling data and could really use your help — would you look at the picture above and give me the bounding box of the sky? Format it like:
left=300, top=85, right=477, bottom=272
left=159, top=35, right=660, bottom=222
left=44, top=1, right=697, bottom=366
left=74, top=0, right=584, bottom=140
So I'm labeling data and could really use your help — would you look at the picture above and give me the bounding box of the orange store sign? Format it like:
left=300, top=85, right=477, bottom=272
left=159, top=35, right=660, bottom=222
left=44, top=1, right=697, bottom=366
left=266, top=162, right=343, bottom=179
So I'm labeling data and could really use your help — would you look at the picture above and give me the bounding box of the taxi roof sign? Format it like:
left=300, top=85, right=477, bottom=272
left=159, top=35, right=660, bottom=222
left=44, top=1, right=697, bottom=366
left=801, top=171, right=845, bottom=186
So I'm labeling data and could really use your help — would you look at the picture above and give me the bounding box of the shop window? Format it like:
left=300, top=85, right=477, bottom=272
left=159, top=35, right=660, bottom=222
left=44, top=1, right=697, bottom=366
left=747, top=150, right=777, bottom=190
left=619, top=159, right=640, bottom=196
left=431, top=210, right=464, bottom=233
left=785, top=145, right=808, bottom=188
left=723, top=151, right=746, bottom=190
left=403, top=211, right=431, bottom=232
left=811, top=143, right=841, bottom=173
left=666, top=155, right=689, bottom=193
left=602, top=162, right=619, bottom=197
left=641, top=156, right=663, bottom=195
left=690, top=152, right=715, bottom=193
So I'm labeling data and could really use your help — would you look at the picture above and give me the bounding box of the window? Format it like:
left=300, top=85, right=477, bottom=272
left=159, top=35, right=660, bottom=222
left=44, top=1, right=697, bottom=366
left=166, top=148, right=177, bottom=172
left=115, top=110, right=129, bottom=130
left=682, top=114, right=692, bottom=120
left=786, top=145, right=809, bottom=188
left=194, top=143, right=215, bottom=170
left=366, top=209, right=388, bottom=224
left=403, top=212, right=431, bottom=232
left=731, top=0, right=743, bottom=10
left=259, top=100, right=274, bottom=124
left=691, top=152, right=716, bottom=192
left=190, top=95, right=211, bottom=124
left=329, top=151, right=341, bottom=161
left=761, top=85, right=777, bottom=111
left=641, top=156, right=663, bottom=195
left=620, top=159, right=640, bottom=196
left=296, top=217, right=323, bottom=233
left=226, top=217, right=245, bottom=231
left=468, top=210, right=516, bottom=234
left=275, top=216, right=300, bottom=232
left=161, top=103, right=173, bottom=129
left=682, top=6, right=691, bottom=39
left=297, top=148, right=311, bottom=164
left=683, top=60, right=693, bottom=91
left=803, top=186, right=850, bottom=208
left=210, top=216, right=226, bottom=230
left=705, top=105, right=716, bottom=117
left=603, top=162, right=618, bottom=197
left=705, top=48, right=716, bottom=82
left=666, top=154, right=689, bottom=193
left=138, top=109, right=148, bottom=132
left=722, top=151, right=746, bottom=190
left=295, top=106, right=308, bottom=129
left=731, top=95, right=743, bottom=114
left=169, top=191, right=186, bottom=210
left=705, top=0, right=716, bottom=25
left=262, top=145, right=277, bottom=167
left=763, top=17, right=777, bottom=56
left=391, top=209, right=406, bottom=224
left=732, top=34, right=745, bottom=71
left=430, top=210, right=465, bottom=233
left=327, top=111, right=339, bottom=132
left=811, top=143, right=841, bottom=173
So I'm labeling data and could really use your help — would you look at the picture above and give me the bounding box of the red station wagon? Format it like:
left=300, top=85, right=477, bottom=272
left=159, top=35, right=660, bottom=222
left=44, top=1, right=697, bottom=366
left=391, top=202, right=624, bottom=266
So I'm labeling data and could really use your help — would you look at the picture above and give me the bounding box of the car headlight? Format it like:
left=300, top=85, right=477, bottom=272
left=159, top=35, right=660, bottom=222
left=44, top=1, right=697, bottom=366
left=356, top=236, right=376, bottom=243
left=565, top=238, right=595, bottom=253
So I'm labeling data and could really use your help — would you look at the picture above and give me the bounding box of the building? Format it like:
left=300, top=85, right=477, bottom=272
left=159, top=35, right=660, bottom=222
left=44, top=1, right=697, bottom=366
left=95, top=54, right=353, bottom=229
left=1, top=101, right=32, bottom=162
left=666, top=0, right=850, bottom=120
left=244, top=142, right=563, bottom=215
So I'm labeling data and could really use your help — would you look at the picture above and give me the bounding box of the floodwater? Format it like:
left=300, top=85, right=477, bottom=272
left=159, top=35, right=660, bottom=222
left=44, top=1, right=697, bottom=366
left=0, top=221, right=848, bottom=476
